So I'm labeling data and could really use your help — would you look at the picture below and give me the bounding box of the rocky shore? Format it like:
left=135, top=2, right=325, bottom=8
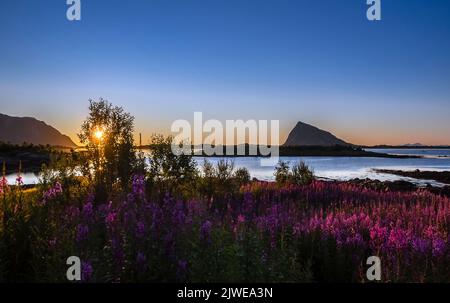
left=374, top=169, right=450, bottom=185
left=0, top=144, right=53, bottom=174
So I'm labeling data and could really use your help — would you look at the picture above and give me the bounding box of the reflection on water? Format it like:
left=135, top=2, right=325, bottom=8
left=200, top=156, right=450, bottom=187
left=5, top=149, right=450, bottom=187
left=6, top=172, right=40, bottom=185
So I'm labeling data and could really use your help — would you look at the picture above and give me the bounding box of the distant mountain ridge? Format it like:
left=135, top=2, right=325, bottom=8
left=402, top=143, right=425, bottom=147
left=284, top=121, right=350, bottom=146
left=0, top=113, right=77, bottom=147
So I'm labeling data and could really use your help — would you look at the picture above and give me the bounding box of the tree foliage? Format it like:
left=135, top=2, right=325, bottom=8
left=147, top=134, right=197, bottom=197
left=275, top=161, right=314, bottom=185
left=78, top=99, right=136, bottom=195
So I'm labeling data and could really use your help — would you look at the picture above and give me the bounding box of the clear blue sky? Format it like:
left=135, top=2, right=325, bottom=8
left=1, top=0, right=449, bottom=145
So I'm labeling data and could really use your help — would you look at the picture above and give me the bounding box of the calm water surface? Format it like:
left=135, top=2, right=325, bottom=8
left=6, top=149, right=450, bottom=186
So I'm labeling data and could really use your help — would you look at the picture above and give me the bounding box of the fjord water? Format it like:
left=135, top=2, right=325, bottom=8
left=200, top=148, right=450, bottom=186
left=7, top=149, right=450, bottom=186
left=201, top=151, right=450, bottom=187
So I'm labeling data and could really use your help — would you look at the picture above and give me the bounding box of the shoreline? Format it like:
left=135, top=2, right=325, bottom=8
left=8, top=174, right=450, bottom=198
left=1, top=145, right=421, bottom=174
left=140, top=145, right=420, bottom=158
left=374, top=169, right=450, bottom=186
left=1, top=152, right=51, bottom=174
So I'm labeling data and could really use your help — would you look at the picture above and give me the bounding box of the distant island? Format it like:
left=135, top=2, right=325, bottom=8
left=364, top=144, right=450, bottom=149
left=283, top=121, right=350, bottom=146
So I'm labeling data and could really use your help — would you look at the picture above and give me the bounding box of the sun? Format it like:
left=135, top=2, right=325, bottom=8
left=94, top=129, right=104, bottom=141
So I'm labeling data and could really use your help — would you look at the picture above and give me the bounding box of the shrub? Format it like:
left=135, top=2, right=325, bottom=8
left=147, top=134, right=198, bottom=198
left=291, top=161, right=314, bottom=185
left=234, top=167, right=251, bottom=185
left=274, top=161, right=290, bottom=184
left=275, top=161, right=315, bottom=185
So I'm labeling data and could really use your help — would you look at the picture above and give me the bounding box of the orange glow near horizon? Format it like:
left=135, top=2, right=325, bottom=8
left=62, top=125, right=448, bottom=147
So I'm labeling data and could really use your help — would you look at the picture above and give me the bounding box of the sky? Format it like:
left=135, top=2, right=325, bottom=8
left=0, top=0, right=449, bottom=146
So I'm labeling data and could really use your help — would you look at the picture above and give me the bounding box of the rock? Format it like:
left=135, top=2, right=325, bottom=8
left=283, top=121, right=350, bottom=146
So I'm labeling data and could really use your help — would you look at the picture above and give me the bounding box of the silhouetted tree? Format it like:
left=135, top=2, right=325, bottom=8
left=78, top=99, right=136, bottom=198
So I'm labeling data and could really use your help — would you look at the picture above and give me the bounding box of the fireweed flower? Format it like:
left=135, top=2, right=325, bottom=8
left=0, top=175, right=8, bottom=194
left=0, top=161, right=8, bottom=194
left=106, top=212, right=117, bottom=227
left=15, top=161, right=23, bottom=186
left=76, top=224, right=89, bottom=243
left=176, top=260, right=188, bottom=281
left=432, top=237, right=446, bottom=257
left=242, top=192, right=254, bottom=218
left=232, top=214, right=246, bottom=234
left=81, top=261, right=93, bottom=282
left=172, top=201, right=185, bottom=227
left=345, top=232, right=364, bottom=247
left=135, top=221, right=146, bottom=239
left=370, top=224, right=388, bottom=241
left=54, top=181, right=62, bottom=193
left=42, top=180, right=449, bottom=281
left=257, top=205, right=280, bottom=249
left=42, top=181, right=63, bottom=205
left=132, top=175, right=145, bottom=198
left=164, top=232, right=176, bottom=260
left=15, top=175, right=23, bottom=186
left=124, top=209, right=137, bottom=228
left=150, top=203, right=163, bottom=232
left=110, top=237, right=125, bottom=268
left=200, top=220, right=213, bottom=243
left=412, top=238, right=429, bottom=254
left=126, top=193, right=135, bottom=206
left=387, top=228, right=409, bottom=250
left=82, top=200, right=94, bottom=222
left=64, top=206, right=80, bottom=222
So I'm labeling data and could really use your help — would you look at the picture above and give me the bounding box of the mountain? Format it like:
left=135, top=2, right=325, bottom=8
left=284, top=121, right=350, bottom=146
left=0, top=113, right=77, bottom=147
left=402, top=143, right=425, bottom=147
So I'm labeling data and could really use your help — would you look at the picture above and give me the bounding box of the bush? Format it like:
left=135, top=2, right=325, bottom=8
left=291, top=161, right=314, bottom=185
left=234, top=167, right=251, bottom=185
left=147, top=134, right=198, bottom=198
left=274, top=161, right=290, bottom=184
left=197, top=159, right=245, bottom=202
left=275, top=161, right=314, bottom=186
